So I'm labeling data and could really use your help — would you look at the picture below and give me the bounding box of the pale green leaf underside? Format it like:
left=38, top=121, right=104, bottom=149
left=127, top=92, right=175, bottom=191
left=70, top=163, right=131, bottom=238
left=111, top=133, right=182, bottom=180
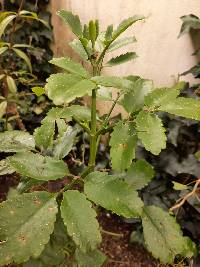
left=159, top=97, right=200, bottom=121
left=69, top=39, right=88, bottom=61
left=7, top=151, right=69, bottom=181
left=75, top=249, right=107, bottom=267
left=105, top=52, right=137, bottom=67
left=46, top=73, right=96, bottom=105
left=53, top=126, right=77, bottom=159
left=50, top=57, right=89, bottom=78
left=84, top=171, right=143, bottom=218
left=61, top=190, right=101, bottom=252
left=136, top=111, right=166, bottom=155
left=142, top=206, right=196, bottom=263
left=92, top=76, right=132, bottom=90
left=0, top=192, right=57, bottom=266
left=0, top=15, right=17, bottom=38
left=125, top=159, right=154, bottom=190
left=109, top=121, right=137, bottom=172
left=0, top=131, right=35, bottom=152
left=107, top=36, right=137, bottom=52
left=34, top=121, right=55, bottom=150
left=121, top=76, right=154, bottom=113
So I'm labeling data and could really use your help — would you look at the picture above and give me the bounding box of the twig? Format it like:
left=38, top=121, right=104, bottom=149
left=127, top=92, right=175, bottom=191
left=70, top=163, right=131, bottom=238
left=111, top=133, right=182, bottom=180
left=170, top=179, right=200, bottom=212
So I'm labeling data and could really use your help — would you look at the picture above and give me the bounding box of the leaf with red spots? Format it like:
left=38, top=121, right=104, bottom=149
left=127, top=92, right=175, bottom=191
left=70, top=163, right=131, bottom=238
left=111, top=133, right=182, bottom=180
left=0, top=192, right=58, bottom=266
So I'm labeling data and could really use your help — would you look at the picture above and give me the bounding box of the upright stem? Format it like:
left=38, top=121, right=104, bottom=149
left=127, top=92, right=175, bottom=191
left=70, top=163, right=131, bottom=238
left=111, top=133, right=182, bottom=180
left=88, top=66, right=98, bottom=169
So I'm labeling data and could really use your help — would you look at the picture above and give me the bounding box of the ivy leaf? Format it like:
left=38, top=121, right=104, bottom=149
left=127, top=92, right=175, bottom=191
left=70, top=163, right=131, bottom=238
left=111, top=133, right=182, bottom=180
left=159, top=97, right=200, bottom=121
left=34, top=121, right=55, bottom=151
left=109, top=121, right=137, bottom=172
left=46, top=73, right=96, bottom=105
left=112, top=15, right=145, bottom=40
left=69, top=39, right=88, bottom=61
left=107, top=36, right=137, bottom=52
left=57, top=10, right=82, bottom=38
left=121, top=76, right=154, bottom=113
left=92, top=76, right=132, bottom=90
left=0, top=160, right=15, bottom=176
left=53, top=126, right=77, bottom=159
left=124, top=160, right=154, bottom=190
left=0, top=101, right=7, bottom=118
left=84, top=171, right=144, bottom=218
left=142, top=206, right=197, bottom=263
left=0, top=46, right=8, bottom=55
left=31, top=86, right=45, bottom=97
left=0, top=131, right=35, bottom=152
left=0, top=14, right=17, bottom=38
left=50, top=57, right=89, bottom=78
left=179, top=14, right=200, bottom=36
left=75, top=249, right=107, bottom=267
left=12, top=48, right=32, bottom=73
left=0, top=192, right=58, bottom=266
left=61, top=190, right=101, bottom=252
left=7, top=151, right=69, bottom=181
left=135, top=111, right=166, bottom=155
left=6, top=76, right=17, bottom=94
left=105, top=52, right=137, bottom=67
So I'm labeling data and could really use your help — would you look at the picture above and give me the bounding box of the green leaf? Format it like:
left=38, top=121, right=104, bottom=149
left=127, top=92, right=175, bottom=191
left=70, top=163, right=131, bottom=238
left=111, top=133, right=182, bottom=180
left=0, top=191, right=58, bottom=266
left=7, top=151, right=69, bottom=181
left=0, top=14, right=17, bottom=38
left=124, top=159, right=154, bottom=190
left=179, top=14, right=200, bottom=36
left=75, top=249, right=107, bottom=267
left=6, top=76, right=17, bottom=93
left=121, top=76, right=154, bottom=113
left=53, top=126, right=77, bottom=159
left=69, top=39, right=88, bottom=61
left=50, top=57, right=89, bottom=78
left=0, top=101, right=7, bottom=118
left=109, top=121, right=137, bottom=172
left=92, top=76, right=132, bottom=90
left=46, top=73, right=96, bottom=105
left=89, top=20, right=97, bottom=47
left=172, top=182, right=188, bottom=191
left=135, top=111, right=166, bottom=155
left=112, top=15, right=145, bottom=40
left=24, top=216, right=73, bottom=267
left=144, top=82, right=186, bottom=109
left=42, top=107, right=72, bottom=123
left=12, top=48, right=32, bottom=73
left=84, top=171, right=144, bottom=218
left=34, top=121, right=55, bottom=150
left=0, top=160, right=15, bottom=176
left=142, top=206, right=196, bottom=263
left=0, top=131, right=35, bottom=152
left=105, top=25, right=113, bottom=41
left=0, top=46, right=8, bottom=55
left=0, top=74, right=5, bottom=81
left=61, top=190, right=101, bottom=252
left=32, top=87, right=45, bottom=97
left=57, top=10, right=82, bottom=38
left=69, top=105, right=92, bottom=122
left=159, top=97, right=200, bottom=121
left=107, top=36, right=137, bottom=52
left=105, top=52, right=137, bottom=67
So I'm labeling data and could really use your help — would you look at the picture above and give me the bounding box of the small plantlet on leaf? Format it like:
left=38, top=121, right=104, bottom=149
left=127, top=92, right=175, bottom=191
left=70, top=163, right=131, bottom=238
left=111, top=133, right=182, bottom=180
left=0, top=9, right=199, bottom=267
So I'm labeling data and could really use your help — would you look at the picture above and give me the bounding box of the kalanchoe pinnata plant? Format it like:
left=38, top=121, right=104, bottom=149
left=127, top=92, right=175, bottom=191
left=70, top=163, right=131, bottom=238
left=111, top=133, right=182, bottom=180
left=0, top=9, right=200, bottom=266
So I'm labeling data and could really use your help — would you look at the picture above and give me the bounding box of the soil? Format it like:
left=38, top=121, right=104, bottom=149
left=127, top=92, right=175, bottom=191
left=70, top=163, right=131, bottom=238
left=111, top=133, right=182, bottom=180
left=98, top=211, right=164, bottom=267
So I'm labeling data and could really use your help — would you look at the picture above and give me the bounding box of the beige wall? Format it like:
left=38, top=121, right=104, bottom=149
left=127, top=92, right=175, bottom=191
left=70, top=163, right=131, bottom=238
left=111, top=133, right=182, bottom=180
left=50, top=0, right=200, bottom=87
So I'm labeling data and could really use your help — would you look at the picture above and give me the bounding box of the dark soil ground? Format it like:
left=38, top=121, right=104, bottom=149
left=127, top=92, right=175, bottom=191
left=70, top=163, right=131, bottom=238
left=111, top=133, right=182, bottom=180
left=98, top=211, right=164, bottom=267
